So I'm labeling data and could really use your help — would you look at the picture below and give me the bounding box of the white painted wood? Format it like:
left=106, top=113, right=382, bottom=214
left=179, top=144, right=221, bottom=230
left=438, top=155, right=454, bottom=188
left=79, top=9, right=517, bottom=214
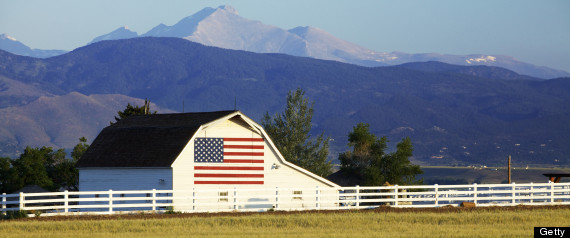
left=1, top=182, right=570, bottom=216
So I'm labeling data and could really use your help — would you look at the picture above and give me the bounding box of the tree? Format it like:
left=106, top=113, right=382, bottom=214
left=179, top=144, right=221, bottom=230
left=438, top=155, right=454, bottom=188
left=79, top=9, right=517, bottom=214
left=0, top=157, right=22, bottom=193
left=261, top=88, right=332, bottom=177
left=52, top=137, right=89, bottom=191
left=12, top=146, right=55, bottom=190
left=339, top=123, right=422, bottom=185
left=111, top=99, right=156, bottom=124
left=71, top=137, right=89, bottom=162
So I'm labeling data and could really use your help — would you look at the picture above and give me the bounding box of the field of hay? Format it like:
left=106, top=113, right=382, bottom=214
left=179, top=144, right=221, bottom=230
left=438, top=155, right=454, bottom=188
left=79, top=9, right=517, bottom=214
left=1, top=206, right=569, bottom=237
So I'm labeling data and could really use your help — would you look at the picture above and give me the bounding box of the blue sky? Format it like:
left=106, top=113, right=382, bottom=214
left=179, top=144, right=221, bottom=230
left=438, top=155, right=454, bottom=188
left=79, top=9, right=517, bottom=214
left=1, top=0, right=569, bottom=72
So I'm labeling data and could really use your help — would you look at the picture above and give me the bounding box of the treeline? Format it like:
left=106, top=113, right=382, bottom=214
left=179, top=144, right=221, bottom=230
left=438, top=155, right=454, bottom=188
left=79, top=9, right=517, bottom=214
left=0, top=138, right=89, bottom=194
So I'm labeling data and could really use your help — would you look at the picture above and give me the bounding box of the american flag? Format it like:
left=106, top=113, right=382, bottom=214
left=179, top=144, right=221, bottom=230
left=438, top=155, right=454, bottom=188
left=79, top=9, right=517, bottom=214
left=194, top=137, right=265, bottom=185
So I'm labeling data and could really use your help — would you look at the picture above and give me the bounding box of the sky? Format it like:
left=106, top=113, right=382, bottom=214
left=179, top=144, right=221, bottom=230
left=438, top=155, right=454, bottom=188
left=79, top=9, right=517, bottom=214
left=1, top=0, right=569, bottom=72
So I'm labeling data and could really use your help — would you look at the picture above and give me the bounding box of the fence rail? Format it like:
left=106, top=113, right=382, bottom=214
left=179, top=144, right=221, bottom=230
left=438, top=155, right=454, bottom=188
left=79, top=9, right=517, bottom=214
left=2, top=182, right=569, bottom=216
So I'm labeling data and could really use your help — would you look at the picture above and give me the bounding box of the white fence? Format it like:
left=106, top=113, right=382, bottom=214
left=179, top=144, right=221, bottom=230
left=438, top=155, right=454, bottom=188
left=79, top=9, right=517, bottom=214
left=2, top=182, right=570, bottom=216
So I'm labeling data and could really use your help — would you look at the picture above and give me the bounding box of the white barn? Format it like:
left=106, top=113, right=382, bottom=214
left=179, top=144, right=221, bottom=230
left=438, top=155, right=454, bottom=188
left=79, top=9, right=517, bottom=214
left=77, top=110, right=339, bottom=211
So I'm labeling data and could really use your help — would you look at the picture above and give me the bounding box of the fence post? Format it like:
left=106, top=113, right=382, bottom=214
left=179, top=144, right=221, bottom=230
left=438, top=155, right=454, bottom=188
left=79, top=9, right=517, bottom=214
left=550, top=183, right=554, bottom=203
left=2, top=193, right=5, bottom=215
left=233, top=187, right=238, bottom=210
left=108, top=189, right=113, bottom=214
left=275, top=187, right=279, bottom=209
left=511, top=182, right=516, bottom=205
left=473, top=183, right=478, bottom=205
left=315, top=186, right=320, bottom=209
left=192, top=188, right=196, bottom=211
left=355, top=185, right=360, bottom=209
left=529, top=182, right=533, bottom=204
left=434, top=184, right=438, bottom=207
left=19, top=192, right=24, bottom=211
left=64, top=190, right=69, bottom=215
left=394, top=185, right=399, bottom=207
left=152, top=189, right=156, bottom=212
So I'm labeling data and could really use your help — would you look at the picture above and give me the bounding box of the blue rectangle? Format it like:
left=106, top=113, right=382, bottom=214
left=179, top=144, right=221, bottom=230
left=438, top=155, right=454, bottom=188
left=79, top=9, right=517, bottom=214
left=194, top=138, right=224, bottom=163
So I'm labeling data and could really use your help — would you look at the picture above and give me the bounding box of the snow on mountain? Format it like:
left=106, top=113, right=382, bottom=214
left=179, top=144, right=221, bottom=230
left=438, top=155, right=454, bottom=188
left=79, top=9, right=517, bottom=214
left=88, top=26, right=138, bottom=45
left=0, top=34, right=67, bottom=58
left=465, top=55, right=497, bottom=64
left=135, top=5, right=570, bottom=78
left=0, top=34, right=30, bottom=54
left=4, top=5, right=569, bottom=78
left=0, top=33, right=68, bottom=58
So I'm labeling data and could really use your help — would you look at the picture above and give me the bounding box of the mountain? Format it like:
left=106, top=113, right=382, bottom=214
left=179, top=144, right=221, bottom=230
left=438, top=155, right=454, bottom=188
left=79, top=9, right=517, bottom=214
left=0, top=91, right=173, bottom=156
left=89, top=5, right=568, bottom=79
left=1, top=38, right=569, bottom=167
left=396, top=61, right=537, bottom=80
left=2, top=6, right=568, bottom=79
left=389, top=53, right=570, bottom=80
left=88, top=26, right=138, bottom=45
left=0, top=34, right=68, bottom=58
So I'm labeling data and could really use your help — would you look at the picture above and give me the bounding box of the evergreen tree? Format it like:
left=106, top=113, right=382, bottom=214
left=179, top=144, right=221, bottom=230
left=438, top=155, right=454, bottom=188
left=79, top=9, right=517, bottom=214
left=0, top=157, right=22, bottom=193
left=262, top=88, right=332, bottom=177
left=339, top=123, right=422, bottom=185
left=111, top=99, right=156, bottom=125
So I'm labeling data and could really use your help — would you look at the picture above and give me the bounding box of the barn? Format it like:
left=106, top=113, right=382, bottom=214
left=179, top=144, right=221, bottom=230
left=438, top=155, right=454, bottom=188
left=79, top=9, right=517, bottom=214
left=76, top=110, right=339, bottom=211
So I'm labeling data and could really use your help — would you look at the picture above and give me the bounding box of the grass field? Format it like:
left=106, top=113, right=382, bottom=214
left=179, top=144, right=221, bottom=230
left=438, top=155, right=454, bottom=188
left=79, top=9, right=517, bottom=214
left=1, top=206, right=569, bottom=237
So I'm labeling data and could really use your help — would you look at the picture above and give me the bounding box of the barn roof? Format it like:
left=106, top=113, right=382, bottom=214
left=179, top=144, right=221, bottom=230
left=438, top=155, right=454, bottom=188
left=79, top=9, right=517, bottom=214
left=76, top=110, right=238, bottom=168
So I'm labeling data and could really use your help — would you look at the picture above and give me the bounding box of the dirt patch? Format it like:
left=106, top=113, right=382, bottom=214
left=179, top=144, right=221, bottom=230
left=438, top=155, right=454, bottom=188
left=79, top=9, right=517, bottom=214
left=3, top=205, right=569, bottom=222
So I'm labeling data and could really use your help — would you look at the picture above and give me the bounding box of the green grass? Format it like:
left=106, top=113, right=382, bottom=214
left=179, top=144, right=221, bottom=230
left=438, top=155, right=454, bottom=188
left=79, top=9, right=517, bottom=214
left=1, top=207, right=569, bottom=237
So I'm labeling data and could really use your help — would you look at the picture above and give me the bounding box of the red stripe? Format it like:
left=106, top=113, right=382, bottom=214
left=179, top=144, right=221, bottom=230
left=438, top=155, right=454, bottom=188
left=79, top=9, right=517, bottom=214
left=223, top=159, right=264, bottom=163
left=224, top=138, right=264, bottom=142
left=194, top=174, right=264, bottom=178
left=224, top=145, right=264, bottom=149
left=194, top=181, right=264, bottom=185
left=194, top=166, right=264, bottom=171
left=224, top=152, right=264, bottom=156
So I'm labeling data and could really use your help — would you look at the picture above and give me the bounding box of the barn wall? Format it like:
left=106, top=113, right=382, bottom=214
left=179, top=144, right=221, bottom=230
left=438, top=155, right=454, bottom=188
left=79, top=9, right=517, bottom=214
left=171, top=116, right=337, bottom=211
left=79, top=168, right=173, bottom=191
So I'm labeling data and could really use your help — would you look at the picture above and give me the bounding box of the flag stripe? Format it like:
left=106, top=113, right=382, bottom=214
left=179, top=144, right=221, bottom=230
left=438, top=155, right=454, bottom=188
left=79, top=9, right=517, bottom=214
left=223, top=138, right=264, bottom=142
left=195, top=181, right=264, bottom=185
left=223, top=159, right=264, bottom=163
left=194, top=173, right=264, bottom=178
left=194, top=166, right=264, bottom=171
left=224, top=152, right=264, bottom=156
left=224, top=145, right=264, bottom=149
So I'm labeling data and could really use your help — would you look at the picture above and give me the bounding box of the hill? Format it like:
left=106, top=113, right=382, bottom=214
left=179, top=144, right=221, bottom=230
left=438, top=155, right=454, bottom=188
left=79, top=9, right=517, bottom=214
left=0, top=37, right=569, bottom=167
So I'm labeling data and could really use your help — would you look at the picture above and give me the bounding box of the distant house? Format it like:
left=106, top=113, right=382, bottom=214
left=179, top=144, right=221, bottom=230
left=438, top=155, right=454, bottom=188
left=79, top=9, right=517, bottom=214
left=76, top=110, right=338, bottom=210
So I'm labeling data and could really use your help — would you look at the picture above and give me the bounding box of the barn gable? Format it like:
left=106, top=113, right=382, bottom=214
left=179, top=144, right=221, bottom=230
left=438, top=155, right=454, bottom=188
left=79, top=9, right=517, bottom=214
left=173, top=112, right=337, bottom=187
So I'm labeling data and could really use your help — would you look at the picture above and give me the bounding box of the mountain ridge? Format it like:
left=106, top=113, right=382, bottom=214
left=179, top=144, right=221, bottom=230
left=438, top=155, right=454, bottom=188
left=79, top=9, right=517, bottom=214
left=0, top=38, right=568, bottom=167
left=1, top=5, right=568, bottom=79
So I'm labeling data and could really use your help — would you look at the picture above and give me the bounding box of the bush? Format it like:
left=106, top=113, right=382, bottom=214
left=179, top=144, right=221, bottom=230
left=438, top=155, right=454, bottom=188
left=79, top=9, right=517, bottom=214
left=164, top=206, right=180, bottom=214
left=3, top=210, right=28, bottom=219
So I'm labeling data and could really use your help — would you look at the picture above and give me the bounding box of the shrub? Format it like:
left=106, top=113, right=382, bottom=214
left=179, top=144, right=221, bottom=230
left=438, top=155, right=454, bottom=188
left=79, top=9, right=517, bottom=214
left=3, top=210, right=28, bottom=219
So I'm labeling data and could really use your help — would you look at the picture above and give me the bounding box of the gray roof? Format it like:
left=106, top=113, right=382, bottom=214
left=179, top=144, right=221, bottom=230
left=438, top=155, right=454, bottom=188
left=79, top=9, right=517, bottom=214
left=76, top=110, right=237, bottom=168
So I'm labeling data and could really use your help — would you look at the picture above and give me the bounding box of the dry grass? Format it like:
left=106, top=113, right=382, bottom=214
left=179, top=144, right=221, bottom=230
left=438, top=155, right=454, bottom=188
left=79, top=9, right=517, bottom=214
left=1, top=206, right=569, bottom=237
